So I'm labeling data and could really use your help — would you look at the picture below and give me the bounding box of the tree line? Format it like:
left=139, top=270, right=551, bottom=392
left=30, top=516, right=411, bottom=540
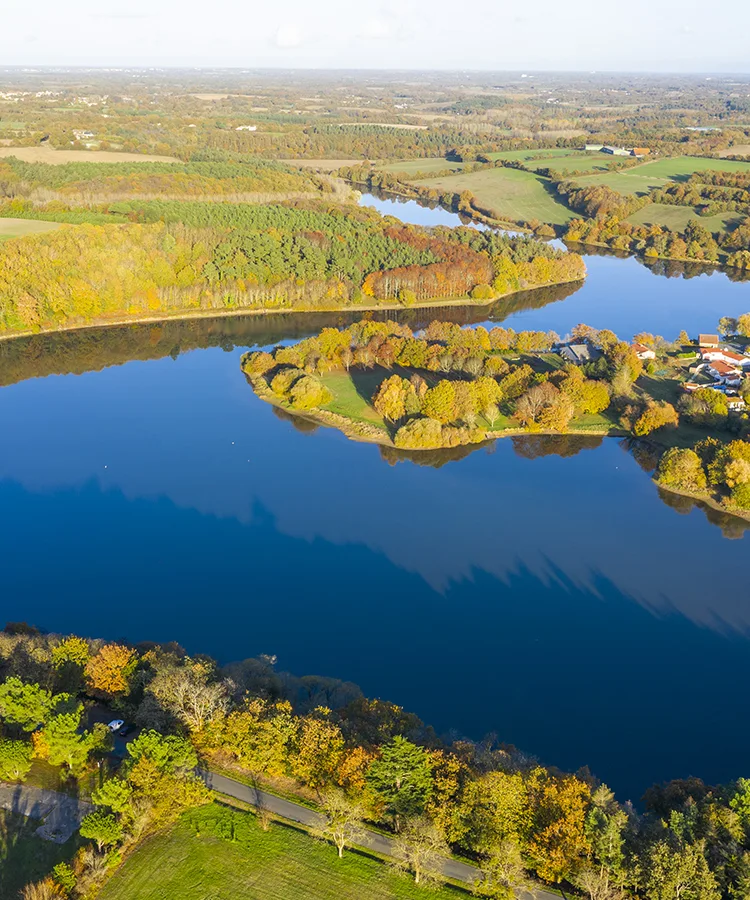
left=4, top=622, right=750, bottom=900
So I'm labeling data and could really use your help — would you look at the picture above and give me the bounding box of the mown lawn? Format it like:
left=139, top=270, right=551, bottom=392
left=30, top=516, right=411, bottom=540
left=626, top=203, right=742, bottom=235
left=413, top=168, right=575, bottom=225
left=0, top=217, right=64, bottom=241
left=320, top=370, right=386, bottom=425
left=485, top=148, right=578, bottom=162
left=99, top=804, right=467, bottom=900
left=523, top=154, right=615, bottom=174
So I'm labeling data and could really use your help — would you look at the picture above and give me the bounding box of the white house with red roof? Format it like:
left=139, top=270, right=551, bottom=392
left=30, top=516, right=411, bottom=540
left=632, top=342, right=657, bottom=361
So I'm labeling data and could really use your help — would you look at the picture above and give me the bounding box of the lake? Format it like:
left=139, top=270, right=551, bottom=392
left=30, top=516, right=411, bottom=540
left=1, top=194, right=749, bottom=803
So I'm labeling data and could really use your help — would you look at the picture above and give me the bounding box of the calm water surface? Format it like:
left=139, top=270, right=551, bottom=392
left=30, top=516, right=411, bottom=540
left=1, top=196, right=750, bottom=803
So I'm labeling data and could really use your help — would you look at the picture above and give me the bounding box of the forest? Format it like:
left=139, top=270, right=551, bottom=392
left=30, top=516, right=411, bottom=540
left=0, top=200, right=584, bottom=336
left=3, top=623, right=750, bottom=900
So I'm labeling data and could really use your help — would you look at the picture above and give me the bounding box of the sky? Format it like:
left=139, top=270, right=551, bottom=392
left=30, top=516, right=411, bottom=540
left=1, top=0, right=749, bottom=72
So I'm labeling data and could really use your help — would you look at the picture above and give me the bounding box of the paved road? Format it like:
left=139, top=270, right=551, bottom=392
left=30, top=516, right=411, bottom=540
left=200, top=769, right=560, bottom=898
left=0, top=782, right=93, bottom=843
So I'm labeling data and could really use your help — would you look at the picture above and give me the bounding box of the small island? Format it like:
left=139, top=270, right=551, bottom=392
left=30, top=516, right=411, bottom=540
left=242, top=318, right=750, bottom=515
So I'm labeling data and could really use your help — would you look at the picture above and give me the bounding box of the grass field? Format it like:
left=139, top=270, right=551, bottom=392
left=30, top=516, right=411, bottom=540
left=626, top=203, right=743, bottom=234
left=522, top=154, right=616, bottom=174
left=622, top=156, right=750, bottom=180
left=569, top=170, right=669, bottom=195
left=414, top=168, right=575, bottom=225
left=377, top=158, right=466, bottom=175
left=485, top=148, right=579, bottom=162
left=99, top=804, right=465, bottom=900
left=0, top=810, right=81, bottom=898
left=0, top=217, right=65, bottom=241
left=321, top=370, right=386, bottom=424
left=0, top=146, right=179, bottom=164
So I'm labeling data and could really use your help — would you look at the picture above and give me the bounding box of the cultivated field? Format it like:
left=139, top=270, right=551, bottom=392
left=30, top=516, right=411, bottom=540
left=718, top=145, right=750, bottom=157
left=99, top=805, right=462, bottom=900
left=626, top=203, right=743, bottom=234
left=414, top=168, right=576, bottom=225
left=0, top=218, right=64, bottom=240
left=0, top=147, right=179, bottom=164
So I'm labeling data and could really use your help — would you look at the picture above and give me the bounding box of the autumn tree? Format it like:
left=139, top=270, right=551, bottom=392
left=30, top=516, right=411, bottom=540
left=633, top=402, right=679, bottom=437
left=656, top=449, right=707, bottom=493
left=84, top=644, right=137, bottom=699
left=290, top=709, right=345, bottom=789
left=528, top=771, right=592, bottom=883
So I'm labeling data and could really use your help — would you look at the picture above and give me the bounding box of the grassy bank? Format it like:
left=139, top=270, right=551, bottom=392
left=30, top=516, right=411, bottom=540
left=99, top=803, right=466, bottom=900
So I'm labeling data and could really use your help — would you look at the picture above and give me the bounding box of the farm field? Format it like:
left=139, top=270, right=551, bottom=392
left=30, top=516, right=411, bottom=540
left=99, top=804, right=463, bottom=900
left=0, top=146, right=179, bottom=164
left=414, top=167, right=576, bottom=225
left=0, top=217, right=65, bottom=241
left=626, top=203, right=743, bottom=234
left=570, top=170, right=670, bottom=195
left=522, top=154, right=617, bottom=174
left=623, top=155, right=750, bottom=180
left=377, top=157, right=466, bottom=175
left=485, top=148, right=579, bottom=161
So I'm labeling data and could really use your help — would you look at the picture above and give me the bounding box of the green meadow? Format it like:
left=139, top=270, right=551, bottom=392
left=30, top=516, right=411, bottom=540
left=99, top=804, right=466, bottom=900
left=626, top=203, right=744, bottom=234
left=413, top=168, right=575, bottom=225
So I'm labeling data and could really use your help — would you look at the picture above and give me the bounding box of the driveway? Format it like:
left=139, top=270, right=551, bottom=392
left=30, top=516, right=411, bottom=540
left=0, top=783, right=93, bottom=844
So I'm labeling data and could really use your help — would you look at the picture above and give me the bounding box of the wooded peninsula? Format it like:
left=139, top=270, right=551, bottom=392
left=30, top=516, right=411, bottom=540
left=242, top=318, right=750, bottom=515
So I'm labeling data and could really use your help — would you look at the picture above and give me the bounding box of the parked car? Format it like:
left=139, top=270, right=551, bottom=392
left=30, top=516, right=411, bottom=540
left=117, top=724, right=133, bottom=737
left=107, top=719, right=124, bottom=733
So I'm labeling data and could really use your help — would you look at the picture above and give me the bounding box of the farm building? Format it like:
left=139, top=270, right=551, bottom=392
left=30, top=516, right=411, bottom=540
left=699, top=334, right=720, bottom=348
left=601, top=146, right=631, bottom=156
left=630, top=148, right=651, bottom=157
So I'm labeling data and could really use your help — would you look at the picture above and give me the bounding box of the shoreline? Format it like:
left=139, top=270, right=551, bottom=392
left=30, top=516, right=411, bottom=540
left=248, top=375, right=750, bottom=526
left=0, top=275, right=586, bottom=346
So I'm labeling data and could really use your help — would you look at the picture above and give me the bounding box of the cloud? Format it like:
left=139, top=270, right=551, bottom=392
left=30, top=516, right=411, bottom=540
left=274, top=24, right=303, bottom=48
left=360, top=16, right=391, bottom=39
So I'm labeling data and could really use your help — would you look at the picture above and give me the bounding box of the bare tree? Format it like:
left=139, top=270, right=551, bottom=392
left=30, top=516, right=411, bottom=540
left=313, top=789, right=365, bottom=858
left=149, top=664, right=230, bottom=733
left=391, top=816, right=448, bottom=886
left=574, top=866, right=624, bottom=900
left=475, top=840, right=534, bottom=900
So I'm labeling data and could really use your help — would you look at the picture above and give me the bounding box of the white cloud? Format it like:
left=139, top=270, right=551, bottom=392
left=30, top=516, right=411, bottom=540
left=274, top=24, right=303, bottom=49
left=360, top=16, right=391, bottom=40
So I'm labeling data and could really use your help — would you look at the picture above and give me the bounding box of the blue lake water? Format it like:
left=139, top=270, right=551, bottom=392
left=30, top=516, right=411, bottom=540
left=1, top=195, right=750, bottom=803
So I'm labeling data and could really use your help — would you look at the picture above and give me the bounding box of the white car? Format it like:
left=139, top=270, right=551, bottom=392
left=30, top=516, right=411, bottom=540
left=107, top=719, right=124, bottom=733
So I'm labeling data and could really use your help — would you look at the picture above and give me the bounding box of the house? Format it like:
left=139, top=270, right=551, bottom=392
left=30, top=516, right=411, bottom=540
left=700, top=347, right=750, bottom=368
left=632, top=342, right=656, bottom=361
left=708, top=360, right=743, bottom=386
left=699, top=334, right=720, bottom=348
left=559, top=343, right=602, bottom=365
left=727, top=396, right=747, bottom=412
